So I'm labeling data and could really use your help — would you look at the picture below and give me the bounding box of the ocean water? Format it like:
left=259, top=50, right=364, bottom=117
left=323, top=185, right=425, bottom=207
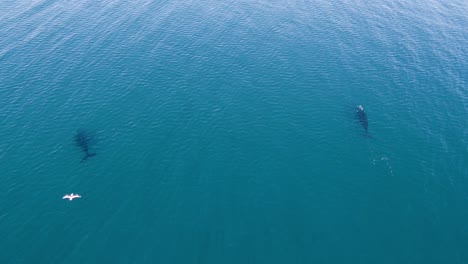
left=0, top=0, right=467, bottom=263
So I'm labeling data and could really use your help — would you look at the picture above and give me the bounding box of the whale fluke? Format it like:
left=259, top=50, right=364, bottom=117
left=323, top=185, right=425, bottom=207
left=81, top=152, right=96, bottom=162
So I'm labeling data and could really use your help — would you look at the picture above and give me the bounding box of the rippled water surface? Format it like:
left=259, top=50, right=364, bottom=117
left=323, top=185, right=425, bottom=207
left=0, top=0, right=467, bottom=263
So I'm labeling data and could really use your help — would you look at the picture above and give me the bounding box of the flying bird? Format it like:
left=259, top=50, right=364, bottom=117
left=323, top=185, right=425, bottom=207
left=63, top=193, right=81, bottom=201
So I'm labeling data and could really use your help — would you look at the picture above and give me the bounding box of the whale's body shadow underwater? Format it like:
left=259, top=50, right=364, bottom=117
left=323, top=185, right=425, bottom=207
left=72, top=106, right=371, bottom=163
left=75, top=130, right=96, bottom=162
left=356, top=105, right=372, bottom=138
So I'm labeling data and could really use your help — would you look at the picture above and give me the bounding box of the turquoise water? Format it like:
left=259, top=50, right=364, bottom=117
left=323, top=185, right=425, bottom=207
left=1, top=0, right=467, bottom=263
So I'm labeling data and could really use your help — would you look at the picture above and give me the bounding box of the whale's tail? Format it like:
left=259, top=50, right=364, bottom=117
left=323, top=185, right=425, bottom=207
left=364, top=131, right=373, bottom=139
left=81, top=152, right=96, bottom=162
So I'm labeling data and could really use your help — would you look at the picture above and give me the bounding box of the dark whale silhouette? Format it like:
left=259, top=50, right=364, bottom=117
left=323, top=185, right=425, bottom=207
left=75, top=130, right=96, bottom=162
left=356, top=105, right=371, bottom=137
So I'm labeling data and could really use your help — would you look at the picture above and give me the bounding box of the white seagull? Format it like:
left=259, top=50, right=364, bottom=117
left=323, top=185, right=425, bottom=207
left=63, top=193, right=81, bottom=201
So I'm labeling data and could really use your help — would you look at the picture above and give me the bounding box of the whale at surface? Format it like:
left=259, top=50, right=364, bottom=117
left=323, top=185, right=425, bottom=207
left=356, top=105, right=371, bottom=137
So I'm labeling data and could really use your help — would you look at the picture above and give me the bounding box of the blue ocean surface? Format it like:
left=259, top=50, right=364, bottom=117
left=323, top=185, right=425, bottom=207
left=0, top=0, right=467, bottom=263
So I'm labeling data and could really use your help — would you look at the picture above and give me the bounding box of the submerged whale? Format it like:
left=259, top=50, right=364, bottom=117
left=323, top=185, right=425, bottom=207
left=356, top=105, right=370, bottom=137
left=75, top=130, right=96, bottom=162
